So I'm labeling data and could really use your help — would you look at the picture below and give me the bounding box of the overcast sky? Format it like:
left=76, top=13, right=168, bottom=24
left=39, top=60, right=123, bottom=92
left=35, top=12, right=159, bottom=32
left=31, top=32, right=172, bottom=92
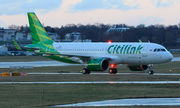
left=0, top=0, right=180, bottom=28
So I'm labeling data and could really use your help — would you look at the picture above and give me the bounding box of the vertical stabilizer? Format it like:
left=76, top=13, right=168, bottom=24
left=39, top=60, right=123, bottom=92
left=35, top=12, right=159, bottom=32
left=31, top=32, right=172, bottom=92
left=27, top=12, right=53, bottom=44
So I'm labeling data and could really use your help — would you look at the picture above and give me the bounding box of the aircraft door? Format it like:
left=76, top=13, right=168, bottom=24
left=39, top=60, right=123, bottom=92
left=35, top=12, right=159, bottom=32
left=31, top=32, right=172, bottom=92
left=142, top=45, right=148, bottom=57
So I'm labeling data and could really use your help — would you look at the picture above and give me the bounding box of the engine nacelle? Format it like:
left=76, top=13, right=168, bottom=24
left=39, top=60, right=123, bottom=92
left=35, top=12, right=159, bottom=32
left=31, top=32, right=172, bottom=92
left=127, top=65, right=149, bottom=71
left=87, top=58, right=109, bottom=71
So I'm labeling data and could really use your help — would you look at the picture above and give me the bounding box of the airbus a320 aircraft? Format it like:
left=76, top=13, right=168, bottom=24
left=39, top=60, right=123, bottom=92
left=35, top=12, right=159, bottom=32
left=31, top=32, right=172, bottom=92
left=14, top=12, right=173, bottom=75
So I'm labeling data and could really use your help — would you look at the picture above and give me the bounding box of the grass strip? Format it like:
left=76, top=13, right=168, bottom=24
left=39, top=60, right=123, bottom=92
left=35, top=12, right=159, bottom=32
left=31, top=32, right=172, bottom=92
left=0, top=84, right=180, bottom=108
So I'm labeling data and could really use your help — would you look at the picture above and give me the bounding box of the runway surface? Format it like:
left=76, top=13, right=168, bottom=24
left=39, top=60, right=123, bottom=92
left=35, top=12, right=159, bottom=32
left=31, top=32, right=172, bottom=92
left=0, top=61, right=82, bottom=68
left=52, top=98, right=180, bottom=107
left=171, top=57, right=180, bottom=61
left=0, top=57, right=179, bottom=68
left=28, top=72, right=180, bottom=76
left=0, top=81, right=180, bottom=84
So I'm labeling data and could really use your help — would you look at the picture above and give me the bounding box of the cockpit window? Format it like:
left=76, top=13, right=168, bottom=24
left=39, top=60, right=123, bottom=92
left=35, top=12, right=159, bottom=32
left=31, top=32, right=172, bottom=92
left=161, top=49, right=166, bottom=51
left=154, top=48, right=166, bottom=52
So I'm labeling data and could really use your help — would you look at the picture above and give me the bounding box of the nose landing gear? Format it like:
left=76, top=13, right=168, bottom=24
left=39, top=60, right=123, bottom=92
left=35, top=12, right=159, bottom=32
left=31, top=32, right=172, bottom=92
left=148, top=64, right=154, bottom=75
left=82, top=68, right=91, bottom=74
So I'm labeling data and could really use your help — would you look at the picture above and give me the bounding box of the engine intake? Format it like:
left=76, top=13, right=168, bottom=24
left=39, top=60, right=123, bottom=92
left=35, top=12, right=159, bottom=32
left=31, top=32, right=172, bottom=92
left=88, top=58, right=109, bottom=71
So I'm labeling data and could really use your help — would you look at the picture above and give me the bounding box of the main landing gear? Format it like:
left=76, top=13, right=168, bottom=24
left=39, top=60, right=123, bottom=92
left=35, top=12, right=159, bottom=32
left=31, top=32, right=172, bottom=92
left=148, top=64, right=154, bottom=75
left=108, top=64, right=117, bottom=74
left=82, top=68, right=91, bottom=74
left=108, top=68, right=117, bottom=74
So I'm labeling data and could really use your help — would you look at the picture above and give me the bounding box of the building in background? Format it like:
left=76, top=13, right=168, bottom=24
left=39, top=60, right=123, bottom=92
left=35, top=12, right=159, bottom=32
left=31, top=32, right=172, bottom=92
left=0, top=29, right=16, bottom=41
left=64, top=31, right=91, bottom=42
left=0, top=46, right=8, bottom=52
left=0, top=29, right=60, bottom=42
left=0, top=29, right=91, bottom=43
left=0, top=46, right=8, bottom=56
left=47, top=32, right=60, bottom=41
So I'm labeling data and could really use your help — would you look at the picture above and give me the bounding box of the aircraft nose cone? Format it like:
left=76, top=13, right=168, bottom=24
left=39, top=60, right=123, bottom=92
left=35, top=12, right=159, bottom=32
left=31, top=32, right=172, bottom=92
left=164, top=53, right=173, bottom=62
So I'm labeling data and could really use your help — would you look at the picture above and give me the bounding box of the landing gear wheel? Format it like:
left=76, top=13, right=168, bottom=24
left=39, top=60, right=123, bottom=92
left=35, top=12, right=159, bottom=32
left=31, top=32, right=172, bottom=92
left=109, top=68, right=113, bottom=74
left=148, top=64, right=154, bottom=75
left=148, top=70, right=154, bottom=75
left=82, top=68, right=91, bottom=74
left=109, top=68, right=117, bottom=74
left=113, top=68, right=117, bottom=74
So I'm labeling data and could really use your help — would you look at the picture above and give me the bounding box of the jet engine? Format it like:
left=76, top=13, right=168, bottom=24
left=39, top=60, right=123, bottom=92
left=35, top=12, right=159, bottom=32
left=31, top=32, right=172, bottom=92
left=87, top=58, right=109, bottom=71
left=127, top=65, right=149, bottom=71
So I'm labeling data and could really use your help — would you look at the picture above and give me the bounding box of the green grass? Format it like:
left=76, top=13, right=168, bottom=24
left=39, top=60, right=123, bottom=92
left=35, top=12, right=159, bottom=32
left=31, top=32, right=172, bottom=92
left=0, top=84, right=180, bottom=108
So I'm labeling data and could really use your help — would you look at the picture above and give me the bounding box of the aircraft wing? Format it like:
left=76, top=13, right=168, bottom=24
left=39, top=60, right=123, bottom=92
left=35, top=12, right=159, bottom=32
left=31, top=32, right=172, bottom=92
left=34, top=52, right=114, bottom=60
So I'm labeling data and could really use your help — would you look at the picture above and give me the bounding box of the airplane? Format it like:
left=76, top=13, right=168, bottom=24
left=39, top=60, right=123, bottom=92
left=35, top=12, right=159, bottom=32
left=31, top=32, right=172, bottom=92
left=13, top=12, right=173, bottom=75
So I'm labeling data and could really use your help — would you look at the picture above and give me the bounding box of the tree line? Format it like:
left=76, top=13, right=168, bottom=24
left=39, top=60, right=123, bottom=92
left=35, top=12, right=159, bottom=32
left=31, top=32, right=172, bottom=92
left=8, top=23, right=180, bottom=48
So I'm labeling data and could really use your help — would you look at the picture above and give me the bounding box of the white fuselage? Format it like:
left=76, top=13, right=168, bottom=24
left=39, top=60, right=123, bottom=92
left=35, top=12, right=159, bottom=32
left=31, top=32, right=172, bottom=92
left=53, top=42, right=173, bottom=65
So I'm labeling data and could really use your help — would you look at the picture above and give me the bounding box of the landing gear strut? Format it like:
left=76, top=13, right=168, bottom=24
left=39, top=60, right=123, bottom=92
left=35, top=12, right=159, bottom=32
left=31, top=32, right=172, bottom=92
left=82, top=68, right=91, bottom=74
left=109, top=68, right=117, bottom=74
left=148, top=64, right=154, bottom=75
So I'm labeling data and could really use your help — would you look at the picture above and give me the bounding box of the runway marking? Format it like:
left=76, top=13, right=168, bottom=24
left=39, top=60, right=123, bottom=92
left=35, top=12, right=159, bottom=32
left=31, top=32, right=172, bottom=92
left=27, top=73, right=180, bottom=76
left=51, top=98, right=180, bottom=107
left=0, top=81, right=180, bottom=84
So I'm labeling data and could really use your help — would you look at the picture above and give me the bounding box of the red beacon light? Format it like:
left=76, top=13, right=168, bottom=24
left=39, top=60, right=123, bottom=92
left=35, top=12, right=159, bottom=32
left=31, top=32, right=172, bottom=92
left=110, top=64, right=117, bottom=68
left=108, top=40, right=112, bottom=44
left=110, top=64, right=116, bottom=68
left=111, top=64, right=114, bottom=68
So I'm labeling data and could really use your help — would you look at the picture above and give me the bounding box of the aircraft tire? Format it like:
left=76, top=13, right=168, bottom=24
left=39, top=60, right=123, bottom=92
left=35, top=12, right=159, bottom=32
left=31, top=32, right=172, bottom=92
left=109, top=68, right=113, bottom=74
left=82, top=68, right=90, bottom=74
left=109, top=68, right=117, bottom=74
left=148, top=70, right=154, bottom=75
left=114, top=68, right=117, bottom=74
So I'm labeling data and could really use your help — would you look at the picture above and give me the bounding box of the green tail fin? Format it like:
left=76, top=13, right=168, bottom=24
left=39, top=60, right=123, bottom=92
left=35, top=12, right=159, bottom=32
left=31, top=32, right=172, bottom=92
left=12, top=38, right=22, bottom=51
left=27, top=12, right=53, bottom=44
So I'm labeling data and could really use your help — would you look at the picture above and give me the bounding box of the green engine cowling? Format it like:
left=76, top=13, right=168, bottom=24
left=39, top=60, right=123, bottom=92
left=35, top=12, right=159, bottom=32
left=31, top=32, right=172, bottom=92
left=127, top=65, right=149, bottom=71
left=87, top=58, right=109, bottom=71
